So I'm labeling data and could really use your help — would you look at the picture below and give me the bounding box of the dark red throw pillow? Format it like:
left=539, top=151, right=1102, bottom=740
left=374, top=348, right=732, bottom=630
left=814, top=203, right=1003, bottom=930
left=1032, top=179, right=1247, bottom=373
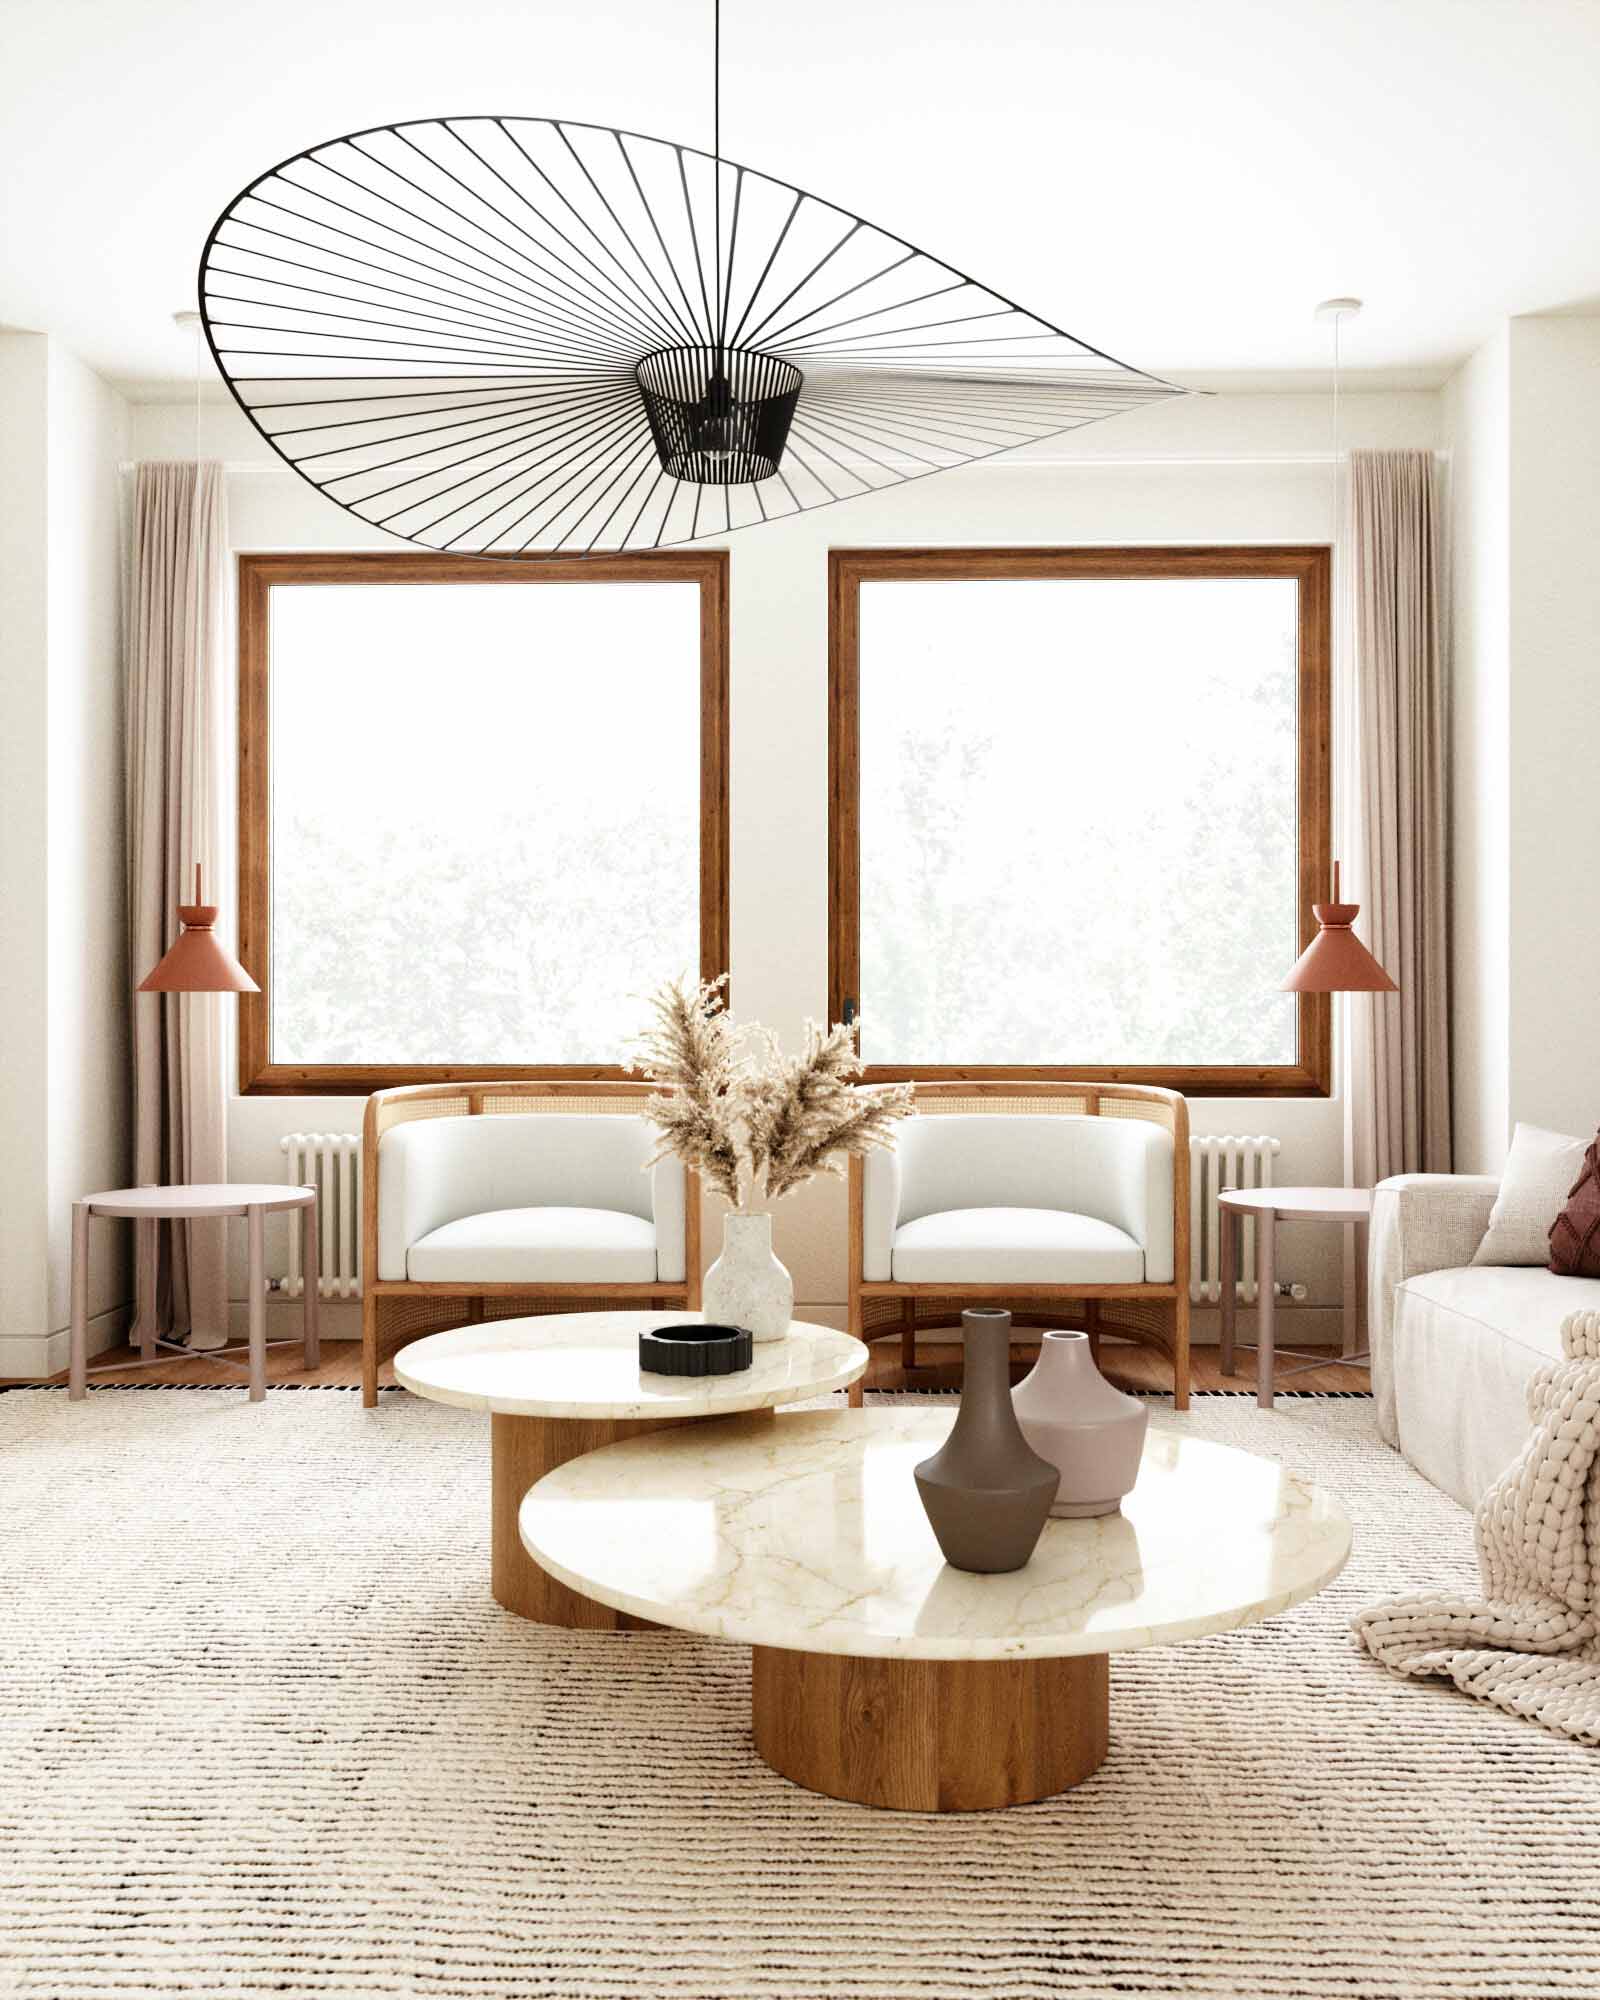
left=1549, top=1134, right=1600, bottom=1277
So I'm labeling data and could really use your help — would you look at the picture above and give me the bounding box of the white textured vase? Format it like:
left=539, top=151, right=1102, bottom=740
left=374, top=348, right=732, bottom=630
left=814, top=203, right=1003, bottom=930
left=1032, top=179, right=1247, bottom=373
left=702, top=1213, right=793, bottom=1343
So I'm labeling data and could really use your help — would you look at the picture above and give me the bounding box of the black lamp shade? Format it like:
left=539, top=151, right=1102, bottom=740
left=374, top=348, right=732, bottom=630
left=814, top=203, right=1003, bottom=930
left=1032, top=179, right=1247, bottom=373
left=636, top=346, right=803, bottom=483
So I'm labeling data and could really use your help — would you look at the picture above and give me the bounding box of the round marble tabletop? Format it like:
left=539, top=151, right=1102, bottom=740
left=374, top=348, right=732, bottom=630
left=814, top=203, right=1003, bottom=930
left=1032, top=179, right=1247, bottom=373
left=519, top=1408, right=1352, bottom=1661
left=395, top=1311, right=867, bottom=1420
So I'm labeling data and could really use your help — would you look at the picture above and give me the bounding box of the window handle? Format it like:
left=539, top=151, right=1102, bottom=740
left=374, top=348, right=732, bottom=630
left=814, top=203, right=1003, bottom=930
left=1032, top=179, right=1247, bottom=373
left=842, top=997, right=858, bottom=1027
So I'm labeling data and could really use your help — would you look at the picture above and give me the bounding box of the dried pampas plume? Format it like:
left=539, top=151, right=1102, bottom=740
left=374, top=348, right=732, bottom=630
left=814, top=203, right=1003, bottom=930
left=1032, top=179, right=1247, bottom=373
left=629, top=976, right=913, bottom=1209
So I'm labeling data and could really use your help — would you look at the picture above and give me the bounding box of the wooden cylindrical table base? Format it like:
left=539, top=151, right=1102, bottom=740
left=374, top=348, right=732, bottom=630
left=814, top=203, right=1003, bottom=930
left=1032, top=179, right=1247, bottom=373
left=492, top=1408, right=774, bottom=1628
left=751, top=1645, right=1109, bottom=1811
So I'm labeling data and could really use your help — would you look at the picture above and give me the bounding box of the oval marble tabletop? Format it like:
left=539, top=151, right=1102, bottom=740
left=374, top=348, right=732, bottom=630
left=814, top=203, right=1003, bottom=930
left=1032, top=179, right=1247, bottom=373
left=519, top=1408, right=1352, bottom=1660
left=394, top=1312, right=867, bottom=1420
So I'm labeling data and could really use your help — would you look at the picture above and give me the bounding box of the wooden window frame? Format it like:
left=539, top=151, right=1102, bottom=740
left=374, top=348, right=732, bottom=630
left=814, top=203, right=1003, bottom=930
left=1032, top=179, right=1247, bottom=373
left=237, top=549, right=729, bottom=1096
left=828, top=545, right=1332, bottom=1098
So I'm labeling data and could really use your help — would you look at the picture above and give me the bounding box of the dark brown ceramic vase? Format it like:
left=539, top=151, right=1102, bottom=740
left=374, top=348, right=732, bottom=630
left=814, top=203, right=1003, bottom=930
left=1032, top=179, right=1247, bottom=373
left=914, top=1309, right=1061, bottom=1573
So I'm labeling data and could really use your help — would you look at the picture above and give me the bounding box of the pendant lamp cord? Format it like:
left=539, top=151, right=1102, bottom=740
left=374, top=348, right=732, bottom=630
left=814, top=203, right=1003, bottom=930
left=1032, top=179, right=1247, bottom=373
left=712, top=0, right=723, bottom=353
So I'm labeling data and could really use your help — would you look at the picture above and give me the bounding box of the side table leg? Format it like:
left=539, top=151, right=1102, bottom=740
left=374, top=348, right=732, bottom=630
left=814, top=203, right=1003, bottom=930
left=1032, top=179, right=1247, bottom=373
left=1219, top=1207, right=1238, bottom=1376
left=246, top=1205, right=267, bottom=1402
left=69, top=1203, right=91, bottom=1400
left=1256, top=1208, right=1276, bottom=1410
left=301, top=1198, right=321, bottom=1370
left=134, top=1218, right=158, bottom=1359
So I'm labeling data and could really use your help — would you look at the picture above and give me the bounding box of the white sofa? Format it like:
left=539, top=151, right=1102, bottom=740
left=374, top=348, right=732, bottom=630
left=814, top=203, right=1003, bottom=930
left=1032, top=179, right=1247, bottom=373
left=361, top=1081, right=699, bottom=1405
left=1371, top=1173, right=1600, bottom=1509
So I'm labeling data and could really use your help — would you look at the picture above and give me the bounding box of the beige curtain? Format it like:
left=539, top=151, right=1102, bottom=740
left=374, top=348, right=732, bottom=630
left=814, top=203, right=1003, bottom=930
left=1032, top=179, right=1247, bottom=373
left=1346, top=448, right=1452, bottom=1183
left=126, top=462, right=229, bottom=1342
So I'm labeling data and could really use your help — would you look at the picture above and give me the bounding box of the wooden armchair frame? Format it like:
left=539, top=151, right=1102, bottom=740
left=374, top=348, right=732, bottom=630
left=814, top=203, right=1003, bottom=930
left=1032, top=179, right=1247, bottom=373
left=847, top=1080, right=1191, bottom=1409
left=361, top=1080, right=701, bottom=1407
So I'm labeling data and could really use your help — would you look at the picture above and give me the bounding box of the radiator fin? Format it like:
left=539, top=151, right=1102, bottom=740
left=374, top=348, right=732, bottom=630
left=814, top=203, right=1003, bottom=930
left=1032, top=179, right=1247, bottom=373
left=1188, top=1135, right=1280, bottom=1305
left=280, top=1133, right=362, bottom=1298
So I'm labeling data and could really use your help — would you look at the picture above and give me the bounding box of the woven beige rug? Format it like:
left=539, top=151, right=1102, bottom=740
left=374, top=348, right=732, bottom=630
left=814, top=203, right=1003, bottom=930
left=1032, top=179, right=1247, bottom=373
left=2, top=1386, right=1597, bottom=2000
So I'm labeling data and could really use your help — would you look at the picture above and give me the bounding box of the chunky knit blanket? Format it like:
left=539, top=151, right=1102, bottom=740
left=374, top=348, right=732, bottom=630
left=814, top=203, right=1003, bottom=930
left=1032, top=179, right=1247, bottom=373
left=1354, top=1310, right=1600, bottom=1746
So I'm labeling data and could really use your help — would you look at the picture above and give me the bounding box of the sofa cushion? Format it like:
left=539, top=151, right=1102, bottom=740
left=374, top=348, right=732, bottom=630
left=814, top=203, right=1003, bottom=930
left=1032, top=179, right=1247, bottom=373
left=1392, top=1264, right=1600, bottom=1509
left=890, top=1206, right=1145, bottom=1284
left=406, top=1207, right=659, bottom=1283
left=1472, top=1122, right=1587, bottom=1266
left=1549, top=1134, right=1600, bottom=1277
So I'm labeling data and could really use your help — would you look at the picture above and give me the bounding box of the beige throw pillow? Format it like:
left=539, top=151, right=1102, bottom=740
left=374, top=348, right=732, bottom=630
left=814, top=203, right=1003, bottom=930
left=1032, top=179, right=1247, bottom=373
left=1473, top=1123, right=1588, bottom=1266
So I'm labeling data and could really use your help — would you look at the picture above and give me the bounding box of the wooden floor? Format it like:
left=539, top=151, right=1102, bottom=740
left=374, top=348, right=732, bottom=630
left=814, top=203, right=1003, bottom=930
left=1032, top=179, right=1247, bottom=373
left=12, top=1334, right=1371, bottom=1396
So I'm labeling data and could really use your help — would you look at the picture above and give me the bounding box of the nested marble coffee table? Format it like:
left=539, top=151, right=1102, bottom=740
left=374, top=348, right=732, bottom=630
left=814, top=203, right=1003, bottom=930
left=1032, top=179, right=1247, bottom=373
left=395, top=1313, right=866, bottom=1628
left=520, top=1408, right=1352, bottom=1811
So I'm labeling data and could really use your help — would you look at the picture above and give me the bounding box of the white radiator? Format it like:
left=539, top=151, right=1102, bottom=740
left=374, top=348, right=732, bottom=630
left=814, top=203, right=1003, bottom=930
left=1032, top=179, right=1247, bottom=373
left=279, top=1132, right=362, bottom=1298
left=1188, top=1134, right=1281, bottom=1305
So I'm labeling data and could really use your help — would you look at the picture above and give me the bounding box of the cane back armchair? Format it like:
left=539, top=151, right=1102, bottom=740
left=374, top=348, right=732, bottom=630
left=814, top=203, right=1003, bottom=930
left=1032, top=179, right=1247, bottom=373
left=849, top=1080, right=1191, bottom=1408
left=362, top=1080, right=700, bottom=1407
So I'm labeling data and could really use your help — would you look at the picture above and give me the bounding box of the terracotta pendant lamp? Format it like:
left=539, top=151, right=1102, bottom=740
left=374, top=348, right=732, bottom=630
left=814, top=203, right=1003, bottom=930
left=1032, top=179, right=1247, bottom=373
left=138, top=864, right=258, bottom=994
left=1280, top=862, right=1396, bottom=995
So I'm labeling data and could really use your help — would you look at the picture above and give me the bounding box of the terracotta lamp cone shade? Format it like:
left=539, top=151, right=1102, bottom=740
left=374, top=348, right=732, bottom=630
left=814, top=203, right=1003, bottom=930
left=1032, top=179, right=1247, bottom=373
left=138, top=865, right=258, bottom=994
left=1280, top=862, right=1397, bottom=995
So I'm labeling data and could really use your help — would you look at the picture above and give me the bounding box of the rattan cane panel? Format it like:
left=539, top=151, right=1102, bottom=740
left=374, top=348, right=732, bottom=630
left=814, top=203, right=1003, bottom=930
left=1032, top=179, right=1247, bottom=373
left=479, top=1295, right=677, bottom=1322
left=479, top=1096, right=654, bottom=1118
left=1098, top=1097, right=1175, bottom=1128
left=913, top=1096, right=1092, bottom=1118
left=375, top=1095, right=471, bottom=1139
left=375, top=1294, right=473, bottom=1344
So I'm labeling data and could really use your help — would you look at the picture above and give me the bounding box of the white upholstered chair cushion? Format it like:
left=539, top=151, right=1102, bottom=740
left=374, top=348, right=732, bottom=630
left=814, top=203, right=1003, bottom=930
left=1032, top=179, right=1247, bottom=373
left=377, top=1114, right=684, bottom=1282
left=406, top=1207, right=659, bottom=1283
left=862, top=1114, right=1173, bottom=1283
left=890, top=1207, right=1145, bottom=1284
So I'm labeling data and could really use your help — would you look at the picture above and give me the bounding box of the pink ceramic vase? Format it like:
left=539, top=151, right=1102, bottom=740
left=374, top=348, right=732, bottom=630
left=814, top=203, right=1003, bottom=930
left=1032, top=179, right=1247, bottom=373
left=1011, top=1330, right=1148, bottom=1518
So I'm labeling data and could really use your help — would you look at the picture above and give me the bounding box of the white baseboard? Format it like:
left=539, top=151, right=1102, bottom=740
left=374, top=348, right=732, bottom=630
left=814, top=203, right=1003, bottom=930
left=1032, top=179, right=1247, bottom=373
left=2, top=1304, right=131, bottom=1382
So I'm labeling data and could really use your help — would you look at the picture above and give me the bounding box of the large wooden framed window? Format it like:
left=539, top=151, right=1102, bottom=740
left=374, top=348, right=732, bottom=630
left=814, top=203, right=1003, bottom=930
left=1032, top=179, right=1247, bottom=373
left=238, top=550, right=728, bottom=1095
left=829, top=546, right=1331, bottom=1096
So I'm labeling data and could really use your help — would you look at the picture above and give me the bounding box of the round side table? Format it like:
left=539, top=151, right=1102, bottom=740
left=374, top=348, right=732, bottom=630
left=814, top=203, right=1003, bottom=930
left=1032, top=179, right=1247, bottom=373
left=69, top=1184, right=320, bottom=1402
left=1217, top=1185, right=1373, bottom=1408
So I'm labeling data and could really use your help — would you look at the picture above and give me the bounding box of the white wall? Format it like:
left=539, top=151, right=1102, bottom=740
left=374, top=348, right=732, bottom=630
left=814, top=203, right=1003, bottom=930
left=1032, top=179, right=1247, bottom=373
left=0, top=335, right=131, bottom=1374
left=0, top=335, right=53, bottom=1362
left=1442, top=315, right=1600, bottom=1168
left=1443, top=331, right=1511, bottom=1172
left=1506, top=318, right=1600, bottom=1141
left=131, top=387, right=1440, bottom=1322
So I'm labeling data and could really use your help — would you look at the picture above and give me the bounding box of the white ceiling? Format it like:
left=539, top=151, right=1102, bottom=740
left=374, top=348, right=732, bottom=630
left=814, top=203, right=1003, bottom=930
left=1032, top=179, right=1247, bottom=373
left=5, top=0, right=1599, bottom=396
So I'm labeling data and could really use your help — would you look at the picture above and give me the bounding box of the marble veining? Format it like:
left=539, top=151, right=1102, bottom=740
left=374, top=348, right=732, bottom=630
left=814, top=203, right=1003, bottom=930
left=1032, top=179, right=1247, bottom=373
left=519, top=1409, right=1353, bottom=1661
left=395, top=1312, right=866, bottom=1419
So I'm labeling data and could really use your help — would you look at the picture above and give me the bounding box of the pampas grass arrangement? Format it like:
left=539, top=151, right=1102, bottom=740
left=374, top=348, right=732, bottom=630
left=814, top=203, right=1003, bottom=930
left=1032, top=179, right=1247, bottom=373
left=630, top=975, right=913, bottom=1211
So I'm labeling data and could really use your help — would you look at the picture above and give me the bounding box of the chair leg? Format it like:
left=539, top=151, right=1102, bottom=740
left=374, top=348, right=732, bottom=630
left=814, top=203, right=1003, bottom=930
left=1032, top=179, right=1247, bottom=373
left=246, top=1206, right=267, bottom=1403
left=1172, top=1285, right=1191, bottom=1412
left=847, top=1295, right=866, bottom=1408
left=301, top=1198, right=321, bottom=1371
left=900, top=1299, right=916, bottom=1375
left=361, top=1288, right=379, bottom=1408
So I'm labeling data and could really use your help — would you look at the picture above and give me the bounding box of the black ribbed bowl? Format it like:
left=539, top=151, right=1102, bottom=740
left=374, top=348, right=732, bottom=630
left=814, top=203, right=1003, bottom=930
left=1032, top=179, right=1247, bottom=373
left=638, top=1323, right=754, bottom=1377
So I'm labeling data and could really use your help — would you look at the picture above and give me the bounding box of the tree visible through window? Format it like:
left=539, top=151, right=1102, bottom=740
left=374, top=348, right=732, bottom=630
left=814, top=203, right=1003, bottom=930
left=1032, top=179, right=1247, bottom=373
left=830, top=549, right=1330, bottom=1094
left=238, top=552, right=727, bottom=1092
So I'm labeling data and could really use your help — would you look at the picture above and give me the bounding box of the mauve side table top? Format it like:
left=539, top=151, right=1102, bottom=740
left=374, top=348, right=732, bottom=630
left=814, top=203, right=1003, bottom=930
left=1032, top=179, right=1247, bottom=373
left=1216, top=1185, right=1374, bottom=1223
left=78, top=1184, right=315, bottom=1219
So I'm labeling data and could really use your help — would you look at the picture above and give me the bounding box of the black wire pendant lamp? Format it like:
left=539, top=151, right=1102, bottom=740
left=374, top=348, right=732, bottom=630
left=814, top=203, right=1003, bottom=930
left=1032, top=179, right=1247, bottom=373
left=199, top=4, right=1185, bottom=555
